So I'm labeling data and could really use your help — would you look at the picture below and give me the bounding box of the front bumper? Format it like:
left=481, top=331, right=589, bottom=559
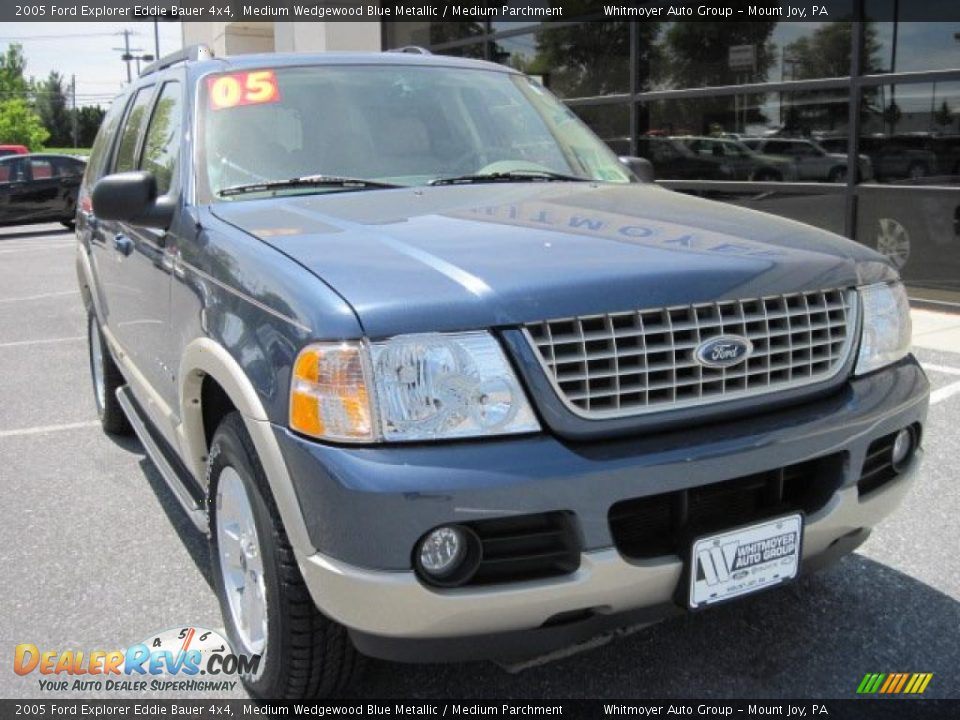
left=277, top=357, right=928, bottom=641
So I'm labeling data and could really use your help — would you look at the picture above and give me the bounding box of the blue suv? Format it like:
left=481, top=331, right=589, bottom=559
left=76, top=46, right=928, bottom=698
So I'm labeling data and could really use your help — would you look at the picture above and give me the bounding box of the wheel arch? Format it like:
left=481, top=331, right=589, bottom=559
left=179, top=337, right=314, bottom=555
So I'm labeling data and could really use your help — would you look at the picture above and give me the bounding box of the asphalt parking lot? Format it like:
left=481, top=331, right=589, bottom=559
left=1, top=222, right=958, bottom=700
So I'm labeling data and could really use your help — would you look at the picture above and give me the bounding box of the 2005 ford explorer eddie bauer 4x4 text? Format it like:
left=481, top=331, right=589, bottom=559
left=75, top=46, right=929, bottom=698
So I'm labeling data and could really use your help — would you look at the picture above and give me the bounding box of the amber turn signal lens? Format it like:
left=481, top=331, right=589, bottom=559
left=289, top=342, right=374, bottom=441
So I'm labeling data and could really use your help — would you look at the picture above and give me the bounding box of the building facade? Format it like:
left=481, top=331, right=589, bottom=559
left=185, top=12, right=960, bottom=306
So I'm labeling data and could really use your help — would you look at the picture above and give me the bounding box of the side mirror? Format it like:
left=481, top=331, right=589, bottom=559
left=619, top=156, right=655, bottom=183
left=91, top=171, right=174, bottom=230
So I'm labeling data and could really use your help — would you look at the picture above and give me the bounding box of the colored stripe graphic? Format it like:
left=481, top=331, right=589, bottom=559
left=857, top=672, right=933, bottom=694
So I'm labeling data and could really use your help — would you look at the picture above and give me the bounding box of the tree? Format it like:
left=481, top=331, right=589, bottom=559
left=0, top=98, right=49, bottom=149
left=661, top=20, right=778, bottom=134
left=74, top=105, right=106, bottom=147
left=780, top=22, right=884, bottom=133
left=0, top=44, right=29, bottom=95
left=33, top=71, right=72, bottom=147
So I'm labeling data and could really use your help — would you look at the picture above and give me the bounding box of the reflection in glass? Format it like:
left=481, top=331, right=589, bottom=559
left=490, top=24, right=629, bottom=98
left=570, top=104, right=630, bottom=155
left=384, top=22, right=485, bottom=49
left=858, top=186, right=960, bottom=291
left=858, top=82, right=960, bottom=184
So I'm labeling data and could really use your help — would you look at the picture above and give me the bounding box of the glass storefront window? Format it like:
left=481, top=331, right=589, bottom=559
left=635, top=90, right=854, bottom=182
left=637, top=20, right=853, bottom=93
left=858, top=82, right=960, bottom=184
left=384, top=22, right=485, bottom=49
left=858, top=185, right=960, bottom=292
left=432, top=43, right=488, bottom=60
left=571, top=104, right=630, bottom=155
left=490, top=23, right=630, bottom=98
left=866, top=2, right=960, bottom=74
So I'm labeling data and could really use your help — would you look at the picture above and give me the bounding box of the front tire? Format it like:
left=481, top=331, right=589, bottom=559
left=87, top=312, right=131, bottom=435
left=208, top=412, right=360, bottom=699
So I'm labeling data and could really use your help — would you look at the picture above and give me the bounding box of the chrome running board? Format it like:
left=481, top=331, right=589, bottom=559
left=116, top=385, right=208, bottom=533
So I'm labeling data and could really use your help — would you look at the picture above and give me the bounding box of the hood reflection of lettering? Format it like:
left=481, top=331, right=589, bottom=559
left=695, top=335, right=753, bottom=369
left=452, top=198, right=791, bottom=261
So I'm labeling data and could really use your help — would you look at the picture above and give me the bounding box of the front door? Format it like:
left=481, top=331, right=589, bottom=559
left=89, top=79, right=185, bottom=445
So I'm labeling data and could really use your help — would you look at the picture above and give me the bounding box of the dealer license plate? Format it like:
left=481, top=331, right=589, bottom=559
left=688, top=513, right=803, bottom=610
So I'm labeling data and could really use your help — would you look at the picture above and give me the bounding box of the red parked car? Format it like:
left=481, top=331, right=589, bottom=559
left=0, top=145, right=29, bottom=158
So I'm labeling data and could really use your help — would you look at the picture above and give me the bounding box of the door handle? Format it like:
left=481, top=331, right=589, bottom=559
left=113, top=234, right=133, bottom=257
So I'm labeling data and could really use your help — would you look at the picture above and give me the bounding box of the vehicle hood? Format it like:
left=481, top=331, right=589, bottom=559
left=209, top=183, right=894, bottom=338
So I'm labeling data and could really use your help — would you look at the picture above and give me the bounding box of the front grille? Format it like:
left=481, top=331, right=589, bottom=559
left=609, top=454, right=844, bottom=560
left=467, top=512, right=580, bottom=586
left=525, top=288, right=857, bottom=419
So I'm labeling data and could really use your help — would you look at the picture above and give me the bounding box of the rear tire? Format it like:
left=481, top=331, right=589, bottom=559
left=208, top=412, right=361, bottom=699
left=61, top=219, right=76, bottom=231
left=87, top=312, right=131, bottom=435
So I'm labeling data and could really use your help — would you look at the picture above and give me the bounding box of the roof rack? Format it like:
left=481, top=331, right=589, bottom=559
left=141, top=44, right=215, bottom=77
left=386, top=46, right=432, bottom=55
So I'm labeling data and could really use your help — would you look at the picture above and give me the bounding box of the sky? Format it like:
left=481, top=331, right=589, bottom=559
left=1, top=22, right=183, bottom=108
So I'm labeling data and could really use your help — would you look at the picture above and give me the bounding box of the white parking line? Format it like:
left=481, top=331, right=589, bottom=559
left=930, top=380, right=960, bottom=406
left=0, top=290, right=78, bottom=304
left=0, top=244, right=73, bottom=255
left=0, top=336, right=84, bottom=349
left=0, top=421, right=100, bottom=439
left=922, top=363, right=960, bottom=376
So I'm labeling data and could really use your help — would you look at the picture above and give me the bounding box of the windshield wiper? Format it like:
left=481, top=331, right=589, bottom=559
left=218, top=174, right=401, bottom=198
left=428, top=170, right=588, bottom=186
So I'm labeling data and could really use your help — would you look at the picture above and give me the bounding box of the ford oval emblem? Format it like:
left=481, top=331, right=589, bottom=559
left=695, top=335, right=753, bottom=369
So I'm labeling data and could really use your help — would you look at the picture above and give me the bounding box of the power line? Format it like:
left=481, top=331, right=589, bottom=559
left=0, top=33, right=122, bottom=41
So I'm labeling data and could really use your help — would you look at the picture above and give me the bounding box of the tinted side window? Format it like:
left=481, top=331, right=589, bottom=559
left=140, top=81, right=182, bottom=196
left=114, top=87, right=153, bottom=173
left=56, top=158, right=85, bottom=176
left=29, top=158, right=55, bottom=179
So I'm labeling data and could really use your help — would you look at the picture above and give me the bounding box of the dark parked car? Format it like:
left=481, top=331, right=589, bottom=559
left=636, top=135, right=733, bottom=179
left=0, top=153, right=86, bottom=228
left=77, top=46, right=928, bottom=699
left=820, top=135, right=938, bottom=182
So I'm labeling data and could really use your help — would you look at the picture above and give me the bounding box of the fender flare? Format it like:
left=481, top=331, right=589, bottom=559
left=179, top=337, right=315, bottom=556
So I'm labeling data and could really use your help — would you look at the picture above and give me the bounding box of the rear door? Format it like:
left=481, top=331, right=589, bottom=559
left=23, top=157, right=62, bottom=220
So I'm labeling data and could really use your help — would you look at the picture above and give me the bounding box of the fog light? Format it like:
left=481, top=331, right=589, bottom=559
left=418, top=526, right=466, bottom=578
left=891, top=427, right=914, bottom=471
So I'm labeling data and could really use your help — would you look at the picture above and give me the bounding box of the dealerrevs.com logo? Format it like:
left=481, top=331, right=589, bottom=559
left=14, top=626, right=259, bottom=693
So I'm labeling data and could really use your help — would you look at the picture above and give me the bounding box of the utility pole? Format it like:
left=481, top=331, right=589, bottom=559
left=153, top=19, right=160, bottom=59
left=112, top=29, right=144, bottom=83
left=70, top=74, right=78, bottom=148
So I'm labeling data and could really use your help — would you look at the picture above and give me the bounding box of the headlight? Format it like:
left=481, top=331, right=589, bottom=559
left=855, top=282, right=911, bottom=376
left=290, top=332, right=540, bottom=442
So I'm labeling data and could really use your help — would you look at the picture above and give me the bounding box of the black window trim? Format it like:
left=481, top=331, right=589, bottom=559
left=109, top=82, right=158, bottom=176
left=137, top=77, right=185, bottom=199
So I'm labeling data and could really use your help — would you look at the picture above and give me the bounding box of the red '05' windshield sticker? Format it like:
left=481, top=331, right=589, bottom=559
left=207, top=70, right=280, bottom=110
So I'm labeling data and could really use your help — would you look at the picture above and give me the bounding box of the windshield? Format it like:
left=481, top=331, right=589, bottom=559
left=198, top=64, right=632, bottom=201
